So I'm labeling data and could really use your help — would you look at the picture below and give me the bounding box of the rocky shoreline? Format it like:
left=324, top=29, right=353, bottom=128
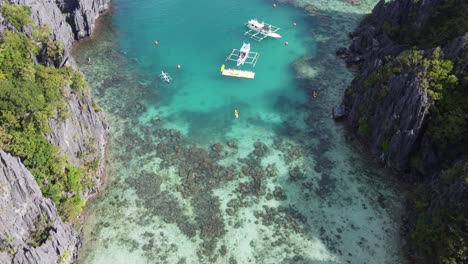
left=0, top=0, right=110, bottom=263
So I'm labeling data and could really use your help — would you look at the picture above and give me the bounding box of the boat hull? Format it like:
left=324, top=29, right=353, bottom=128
left=246, top=23, right=281, bottom=38
left=237, top=43, right=250, bottom=66
left=267, top=32, right=281, bottom=38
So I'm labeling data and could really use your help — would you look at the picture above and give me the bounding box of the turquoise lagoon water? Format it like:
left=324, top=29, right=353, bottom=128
left=74, top=0, right=406, bottom=263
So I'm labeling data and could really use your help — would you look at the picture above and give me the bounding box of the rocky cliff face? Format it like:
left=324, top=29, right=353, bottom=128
left=1, top=0, right=109, bottom=263
left=56, top=0, right=110, bottom=39
left=334, top=1, right=468, bottom=262
left=6, top=0, right=110, bottom=65
left=2, top=0, right=110, bottom=196
left=0, top=150, right=78, bottom=264
left=47, top=85, right=109, bottom=197
left=8, top=0, right=75, bottom=49
left=334, top=0, right=467, bottom=172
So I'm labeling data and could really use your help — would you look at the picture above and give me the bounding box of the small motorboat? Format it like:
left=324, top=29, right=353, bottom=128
left=159, top=71, right=172, bottom=83
left=237, top=43, right=251, bottom=67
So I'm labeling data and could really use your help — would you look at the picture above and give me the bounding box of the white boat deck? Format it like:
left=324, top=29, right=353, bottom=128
left=244, top=21, right=281, bottom=42
left=225, top=49, right=260, bottom=67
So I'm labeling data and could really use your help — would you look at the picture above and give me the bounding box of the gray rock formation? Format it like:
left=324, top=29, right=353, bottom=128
left=7, top=0, right=75, bottom=50
left=332, top=101, right=347, bottom=120
left=5, top=0, right=110, bottom=62
left=56, top=0, right=110, bottom=39
left=0, top=5, right=4, bottom=33
left=335, top=0, right=467, bottom=171
left=347, top=72, right=430, bottom=170
left=47, top=85, right=109, bottom=198
left=0, top=150, right=78, bottom=264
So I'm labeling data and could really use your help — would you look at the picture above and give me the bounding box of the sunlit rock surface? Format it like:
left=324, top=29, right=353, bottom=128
left=0, top=150, right=78, bottom=264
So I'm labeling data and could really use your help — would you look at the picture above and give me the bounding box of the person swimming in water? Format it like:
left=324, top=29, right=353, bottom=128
left=234, top=109, right=239, bottom=119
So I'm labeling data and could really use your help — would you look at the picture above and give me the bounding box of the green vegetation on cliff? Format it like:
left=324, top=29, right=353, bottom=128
left=359, top=48, right=467, bottom=263
left=0, top=5, right=91, bottom=222
left=411, top=163, right=468, bottom=264
left=393, top=47, right=467, bottom=169
left=363, top=50, right=466, bottom=263
left=383, top=0, right=468, bottom=47
left=353, top=1, right=468, bottom=261
left=418, top=0, right=468, bottom=46
left=427, top=54, right=468, bottom=167
left=394, top=47, right=458, bottom=101
left=1, top=3, right=32, bottom=29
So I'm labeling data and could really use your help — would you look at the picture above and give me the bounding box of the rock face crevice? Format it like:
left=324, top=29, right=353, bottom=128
left=0, top=150, right=78, bottom=264
left=335, top=0, right=467, bottom=172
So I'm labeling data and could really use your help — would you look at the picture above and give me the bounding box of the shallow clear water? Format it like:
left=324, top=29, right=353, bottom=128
left=74, top=0, right=405, bottom=263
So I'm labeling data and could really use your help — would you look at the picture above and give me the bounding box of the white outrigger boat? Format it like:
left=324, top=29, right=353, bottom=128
left=245, top=19, right=281, bottom=41
left=237, top=42, right=250, bottom=66
left=159, top=71, right=172, bottom=83
left=225, top=42, right=260, bottom=67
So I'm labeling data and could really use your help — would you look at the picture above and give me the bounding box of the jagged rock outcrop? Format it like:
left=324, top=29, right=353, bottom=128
left=335, top=0, right=467, bottom=171
left=346, top=71, right=431, bottom=171
left=55, top=0, right=110, bottom=39
left=5, top=0, right=110, bottom=63
left=0, top=150, right=78, bottom=264
left=7, top=0, right=75, bottom=49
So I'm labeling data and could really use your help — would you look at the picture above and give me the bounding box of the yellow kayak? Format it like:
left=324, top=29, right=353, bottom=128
left=221, top=64, right=225, bottom=72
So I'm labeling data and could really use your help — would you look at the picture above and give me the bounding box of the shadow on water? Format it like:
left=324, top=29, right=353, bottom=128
left=73, top=1, right=405, bottom=263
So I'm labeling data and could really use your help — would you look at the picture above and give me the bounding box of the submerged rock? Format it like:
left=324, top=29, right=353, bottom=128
left=332, top=101, right=347, bottom=120
left=226, top=140, right=238, bottom=149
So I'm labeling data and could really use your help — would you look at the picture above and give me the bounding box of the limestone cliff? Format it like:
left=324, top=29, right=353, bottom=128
left=3, top=0, right=109, bottom=67
left=47, top=85, right=109, bottom=198
left=0, top=150, right=78, bottom=264
left=335, top=0, right=467, bottom=172
left=56, top=0, right=110, bottom=39
left=1, top=0, right=110, bottom=196
left=0, top=0, right=109, bottom=263
left=335, top=1, right=467, bottom=262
